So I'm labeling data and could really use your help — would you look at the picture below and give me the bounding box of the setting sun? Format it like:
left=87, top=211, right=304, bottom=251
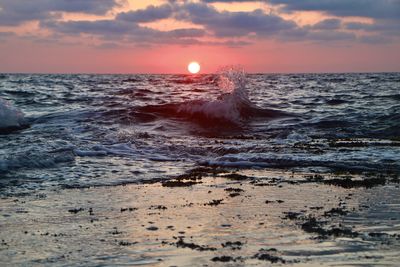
left=188, top=62, right=200, bottom=74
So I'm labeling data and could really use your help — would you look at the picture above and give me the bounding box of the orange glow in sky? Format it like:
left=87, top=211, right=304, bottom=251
left=0, top=1, right=399, bottom=73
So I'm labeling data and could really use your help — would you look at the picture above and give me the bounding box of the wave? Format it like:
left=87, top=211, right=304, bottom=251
left=135, top=67, right=287, bottom=127
left=0, top=98, right=29, bottom=134
left=0, top=150, right=75, bottom=173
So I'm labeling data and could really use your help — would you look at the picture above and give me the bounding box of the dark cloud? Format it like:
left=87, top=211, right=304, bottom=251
left=167, top=28, right=206, bottom=38
left=2, top=0, right=398, bottom=47
left=116, top=4, right=173, bottom=23
left=201, top=0, right=259, bottom=2
left=345, top=21, right=400, bottom=34
left=358, top=34, right=393, bottom=44
left=41, top=19, right=134, bottom=36
left=311, top=18, right=342, bottom=30
left=307, top=30, right=355, bottom=42
left=42, top=1, right=395, bottom=46
left=175, top=2, right=297, bottom=37
left=39, top=1, right=297, bottom=46
left=277, top=26, right=356, bottom=43
left=265, top=0, right=400, bottom=44
left=95, top=42, right=121, bottom=49
left=41, top=18, right=207, bottom=46
left=268, top=0, right=400, bottom=20
left=0, top=0, right=121, bottom=26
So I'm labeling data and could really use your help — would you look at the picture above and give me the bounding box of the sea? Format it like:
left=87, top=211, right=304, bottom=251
left=1, top=70, right=399, bottom=196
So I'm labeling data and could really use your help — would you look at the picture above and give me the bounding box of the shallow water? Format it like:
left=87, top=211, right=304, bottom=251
left=0, top=171, right=399, bottom=266
left=0, top=72, right=399, bottom=195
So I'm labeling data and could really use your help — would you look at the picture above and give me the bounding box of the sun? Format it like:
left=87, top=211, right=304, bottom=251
left=188, top=61, right=200, bottom=74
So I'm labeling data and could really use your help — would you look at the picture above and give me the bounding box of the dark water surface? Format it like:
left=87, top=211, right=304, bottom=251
left=1, top=72, right=399, bottom=195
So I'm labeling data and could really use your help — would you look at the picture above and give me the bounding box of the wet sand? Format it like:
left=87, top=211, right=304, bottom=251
left=1, top=168, right=400, bottom=266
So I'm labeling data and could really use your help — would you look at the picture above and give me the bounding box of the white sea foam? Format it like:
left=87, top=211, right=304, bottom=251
left=0, top=97, right=26, bottom=130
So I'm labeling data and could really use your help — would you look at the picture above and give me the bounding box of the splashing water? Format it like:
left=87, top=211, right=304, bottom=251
left=176, top=66, right=253, bottom=124
left=216, top=66, right=252, bottom=112
left=136, top=66, right=284, bottom=127
left=217, top=66, right=247, bottom=93
left=0, top=97, right=27, bottom=133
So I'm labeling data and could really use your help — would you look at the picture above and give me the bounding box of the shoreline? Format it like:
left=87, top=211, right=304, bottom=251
left=1, top=168, right=399, bottom=266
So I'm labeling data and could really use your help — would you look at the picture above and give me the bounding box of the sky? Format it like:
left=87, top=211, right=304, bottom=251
left=0, top=0, right=399, bottom=74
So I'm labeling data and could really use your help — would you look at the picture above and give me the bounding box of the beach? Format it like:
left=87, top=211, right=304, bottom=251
left=1, top=167, right=399, bottom=266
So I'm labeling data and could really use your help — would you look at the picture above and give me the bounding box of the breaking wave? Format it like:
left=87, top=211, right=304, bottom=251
left=0, top=97, right=28, bottom=134
left=135, top=67, right=286, bottom=127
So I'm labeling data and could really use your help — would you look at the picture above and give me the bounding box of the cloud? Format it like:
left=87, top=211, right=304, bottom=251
left=175, top=2, right=297, bottom=37
left=311, top=18, right=342, bottom=30
left=268, top=0, right=400, bottom=20
left=42, top=19, right=134, bottom=36
left=0, top=0, right=121, bottom=26
left=201, top=0, right=259, bottom=2
left=2, top=0, right=399, bottom=48
left=266, top=0, right=400, bottom=43
left=41, top=1, right=391, bottom=46
left=345, top=21, right=400, bottom=34
left=95, top=42, right=121, bottom=49
left=358, top=34, right=393, bottom=44
left=39, top=1, right=297, bottom=46
left=41, top=17, right=207, bottom=46
left=116, top=4, right=173, bottom=23
left=167, top=28, right=206, bottom=38
left=307, top=30, right=355, bottom=42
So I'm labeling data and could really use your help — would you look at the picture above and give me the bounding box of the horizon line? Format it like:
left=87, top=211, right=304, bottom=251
left=1, top=71, right=399, bottom=75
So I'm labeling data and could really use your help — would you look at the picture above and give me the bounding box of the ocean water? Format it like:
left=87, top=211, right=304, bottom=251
left=0, top=71, right=399, bottom=195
